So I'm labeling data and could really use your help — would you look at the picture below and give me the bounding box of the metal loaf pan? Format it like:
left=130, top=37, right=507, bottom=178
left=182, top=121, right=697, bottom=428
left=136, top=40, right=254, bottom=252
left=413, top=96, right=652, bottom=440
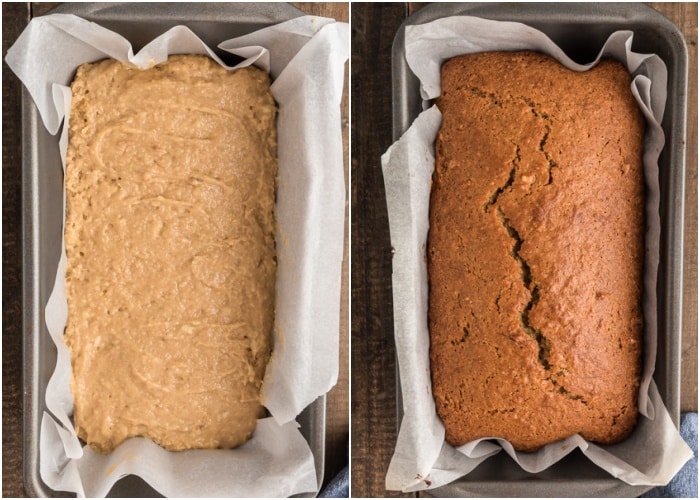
left=392, top=3, right=687, bottom=497
left=22, top=3, right=325, bottom=497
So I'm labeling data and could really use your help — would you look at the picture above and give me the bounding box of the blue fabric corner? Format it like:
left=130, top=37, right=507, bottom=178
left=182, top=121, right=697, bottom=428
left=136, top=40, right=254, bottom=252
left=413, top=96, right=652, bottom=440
left=319, top=465, right=349, bottom=498
left=640, top=412, right=698, bottom=498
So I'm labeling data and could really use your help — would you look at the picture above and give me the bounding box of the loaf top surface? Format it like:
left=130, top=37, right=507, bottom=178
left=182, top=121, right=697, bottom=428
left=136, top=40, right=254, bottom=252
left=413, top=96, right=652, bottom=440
left=429, top=51, right=645, bottom=452
left=64, top=55, right=277, bottom=453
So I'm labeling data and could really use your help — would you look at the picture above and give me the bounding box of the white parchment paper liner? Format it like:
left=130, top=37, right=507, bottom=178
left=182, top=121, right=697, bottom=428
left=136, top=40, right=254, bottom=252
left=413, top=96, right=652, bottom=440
left=6, top=13, right=349, bottom=498
left=382, top=16, right=693, bottom=492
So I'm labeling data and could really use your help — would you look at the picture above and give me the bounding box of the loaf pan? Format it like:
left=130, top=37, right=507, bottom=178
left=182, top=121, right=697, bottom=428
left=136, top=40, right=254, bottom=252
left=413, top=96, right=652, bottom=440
left=392, top=3, right=687, bottom=497
left=22, top=3, right=325, bottom=497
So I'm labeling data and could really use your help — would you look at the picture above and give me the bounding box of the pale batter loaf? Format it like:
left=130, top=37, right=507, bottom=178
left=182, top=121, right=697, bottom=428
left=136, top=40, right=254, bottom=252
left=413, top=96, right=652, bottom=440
left=64, top=55, right=277, bottom=453
left=429, top=51, right=644, bottom=452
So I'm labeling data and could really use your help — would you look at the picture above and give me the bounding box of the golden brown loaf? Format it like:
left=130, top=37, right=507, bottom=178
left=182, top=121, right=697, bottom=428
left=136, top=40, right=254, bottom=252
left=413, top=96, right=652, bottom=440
left=64, top=55, right=277, bottom=453
left=429, top=51, right=644, bottom=452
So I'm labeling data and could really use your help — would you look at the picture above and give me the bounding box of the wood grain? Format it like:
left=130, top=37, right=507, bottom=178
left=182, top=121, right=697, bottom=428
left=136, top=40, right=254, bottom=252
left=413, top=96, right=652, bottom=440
left=350, top=3, right=413, bottom=498
left=644, top=1, right=699, bottom=413
left=2, top=3, right=30, bottom=498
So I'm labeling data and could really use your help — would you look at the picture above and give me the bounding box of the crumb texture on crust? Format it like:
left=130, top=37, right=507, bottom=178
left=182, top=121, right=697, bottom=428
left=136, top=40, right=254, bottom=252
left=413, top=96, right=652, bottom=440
left=64, top=55, right=277, bottom=453
left=429, top=51, right=644, bottom=452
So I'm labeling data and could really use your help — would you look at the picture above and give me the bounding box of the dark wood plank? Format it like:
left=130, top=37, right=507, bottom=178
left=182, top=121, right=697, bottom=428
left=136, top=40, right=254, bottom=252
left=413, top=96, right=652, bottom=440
left=2, top=3, right=31, bottom=498
left=646, top=1, right=698, bottom=413
left=350, top=3, right=413, bottom=498
left=408, top=3, right=428, bottom=16
left=30, top=2, right=59, bottom=16
left=292, top=2, right=348, bottom=23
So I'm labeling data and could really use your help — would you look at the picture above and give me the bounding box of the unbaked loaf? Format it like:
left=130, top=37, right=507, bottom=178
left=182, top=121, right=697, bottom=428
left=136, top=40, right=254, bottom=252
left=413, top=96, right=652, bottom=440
left=64, top=55, right=277, bottom=453
left=429, top=51, right=644, bottom=452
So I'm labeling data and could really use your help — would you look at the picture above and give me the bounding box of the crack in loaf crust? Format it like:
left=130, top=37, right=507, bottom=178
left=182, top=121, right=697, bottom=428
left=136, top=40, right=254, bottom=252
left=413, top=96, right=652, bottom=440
left=428, top=51, right=644, bottom=452
left=64, top=55, right=277, bottom=453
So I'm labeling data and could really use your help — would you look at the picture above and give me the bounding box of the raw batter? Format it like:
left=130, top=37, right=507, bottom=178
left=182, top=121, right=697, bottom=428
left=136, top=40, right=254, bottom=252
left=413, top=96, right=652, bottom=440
left=64, top=55, right=277, bottom=453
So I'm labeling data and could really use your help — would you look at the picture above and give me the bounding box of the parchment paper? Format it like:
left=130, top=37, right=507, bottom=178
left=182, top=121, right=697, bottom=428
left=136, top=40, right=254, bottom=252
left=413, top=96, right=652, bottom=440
left=6, top=13, right=348, bottom=498
left=382, top=16, right=693, bottom=492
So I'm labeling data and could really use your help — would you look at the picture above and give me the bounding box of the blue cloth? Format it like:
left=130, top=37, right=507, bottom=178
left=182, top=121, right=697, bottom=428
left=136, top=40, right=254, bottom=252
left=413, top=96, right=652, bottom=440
left=319, top=465, right=349, bottom=498
left=641, top=412, right=697, bottom=498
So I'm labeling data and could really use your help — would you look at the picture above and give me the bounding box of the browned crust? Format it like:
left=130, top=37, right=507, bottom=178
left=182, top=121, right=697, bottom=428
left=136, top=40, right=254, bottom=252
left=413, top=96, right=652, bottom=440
left=429, top=51, right=644, bottom=452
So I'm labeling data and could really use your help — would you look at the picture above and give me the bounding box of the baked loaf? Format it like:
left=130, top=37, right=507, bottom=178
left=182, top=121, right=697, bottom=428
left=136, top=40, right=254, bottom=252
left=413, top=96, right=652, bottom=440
left=64, top=55, right=277, bottom=453
left=429, top=51, right=644, bottom=452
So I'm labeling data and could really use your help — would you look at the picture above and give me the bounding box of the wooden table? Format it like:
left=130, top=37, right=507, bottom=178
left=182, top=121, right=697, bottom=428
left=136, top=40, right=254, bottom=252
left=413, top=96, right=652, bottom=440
left=351, top=3, right=697, bottom=497
left=1, top=2, right=348, bottom=497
